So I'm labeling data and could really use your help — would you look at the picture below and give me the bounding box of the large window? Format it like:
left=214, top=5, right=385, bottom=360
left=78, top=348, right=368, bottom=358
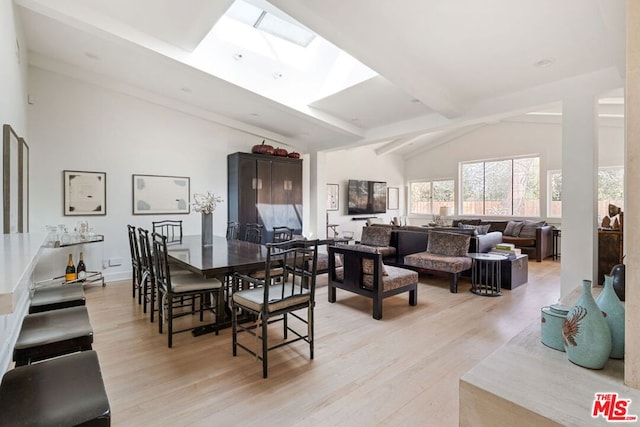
left=461, top=156, right=540, bottom=216
left=547, top=166, right=624, bottom=219
left=409, top=179, right=454, bottom=215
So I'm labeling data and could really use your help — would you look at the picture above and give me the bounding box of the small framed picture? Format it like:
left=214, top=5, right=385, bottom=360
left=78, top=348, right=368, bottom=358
left=132, top=174, right=190, bottom=215
left=387, top=187, right=399, bottom=210
left=327, top=183, right=339, bottom=211
left=63, top=170, right=107, bottom=216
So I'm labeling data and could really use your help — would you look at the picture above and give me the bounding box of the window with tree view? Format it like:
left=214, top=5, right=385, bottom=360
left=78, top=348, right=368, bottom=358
left=409, top=180, right=454, bottom=215
left=461, top=156, right=540, bottom=216
left=547, top=167, right=624, bottom=219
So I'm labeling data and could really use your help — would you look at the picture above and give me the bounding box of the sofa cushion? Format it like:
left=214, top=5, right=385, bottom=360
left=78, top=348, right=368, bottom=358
left=519, top=220, right=546, bottom=238
left=404, top=252, right=472, bottom=274
left=427, top=231, right=471, bottom=257
left=504, top=220, right=524, bottom=237
left=480, top=220, right=509, bottom=233
left=334, top=265, right=417, bottom=290
left=452, top=218, right=481, bottom=227
left=502, top=236, right=536, bottom=247
left=431, top=226, right=476, bottom=237
left=361, top=226, right=392, bottom=247
left=459, top=223, right=491, bottom=235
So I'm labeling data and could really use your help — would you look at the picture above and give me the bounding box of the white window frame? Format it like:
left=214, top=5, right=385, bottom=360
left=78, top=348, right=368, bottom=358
left=408, top=179, right=455, bottom=216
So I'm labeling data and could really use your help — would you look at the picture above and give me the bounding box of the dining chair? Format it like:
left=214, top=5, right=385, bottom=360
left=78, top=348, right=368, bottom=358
left=226, top=221, right=239, bottom=240
left=232, top=239, right=320, bottom=378
left=127, top=225, right=143, bottom=304
left=152, top=232, right=224, bottom=348
left=272, top=226, right=294, bottom=243
left=138, top=227, right=157, bottom=321
left=152, top=220, right=183, bottom=243
left=243, top=223, right=264, bottom=244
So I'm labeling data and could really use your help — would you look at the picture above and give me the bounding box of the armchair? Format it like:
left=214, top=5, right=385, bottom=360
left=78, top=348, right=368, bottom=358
left=327, top=244, right=418, bottom=320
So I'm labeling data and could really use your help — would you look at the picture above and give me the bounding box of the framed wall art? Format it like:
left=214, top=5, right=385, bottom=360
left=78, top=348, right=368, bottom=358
left=387, top=187, right=399, bottom=210
left=132, top=174, right=190, bottom=215
left=326, top=183, right=339, bottom=211
left=63, top=170, right=106, bottom=216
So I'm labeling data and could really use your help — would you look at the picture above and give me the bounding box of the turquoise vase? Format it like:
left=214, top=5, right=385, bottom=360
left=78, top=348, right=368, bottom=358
left=562, top=280, right=612, bottom=369
left=596, top=274, right=625, bottom=359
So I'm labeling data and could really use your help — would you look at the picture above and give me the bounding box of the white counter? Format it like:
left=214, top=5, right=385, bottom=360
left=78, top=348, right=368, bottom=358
left=0, top=233, right=46, bottom=314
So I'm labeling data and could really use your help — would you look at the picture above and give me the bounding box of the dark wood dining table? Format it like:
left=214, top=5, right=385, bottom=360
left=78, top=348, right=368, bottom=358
left=166, top=235, right=268, bottom=335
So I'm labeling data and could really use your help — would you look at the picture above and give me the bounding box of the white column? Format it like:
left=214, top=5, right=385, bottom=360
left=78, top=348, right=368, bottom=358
left=305, top=151, right=327, bottom=239
left=625, top=0, right=640, bottom=389
left=560, top=95, right=598, bottom=297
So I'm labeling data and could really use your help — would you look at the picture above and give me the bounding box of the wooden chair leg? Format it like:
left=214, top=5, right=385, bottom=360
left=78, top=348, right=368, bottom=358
left=373, top=297, right=383, bottom=320
left=450, top=273, right=459, bottom=293
left=328, top=285, right=336, bottom=303
left=262, top=315, right=269, bottom=379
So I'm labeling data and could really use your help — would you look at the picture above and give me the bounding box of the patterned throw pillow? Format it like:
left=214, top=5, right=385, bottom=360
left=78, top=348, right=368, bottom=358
left=503, top=221, right=524, bottom=237
left=360, top=226, right=392, bottom=247
left=519, top=220, right=546, bottom=238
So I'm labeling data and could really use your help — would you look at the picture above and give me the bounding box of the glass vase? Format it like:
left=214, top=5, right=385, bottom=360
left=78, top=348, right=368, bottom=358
left=596, top=274, right=625, bottom=359
left=562, top=280, right=612, bottom=369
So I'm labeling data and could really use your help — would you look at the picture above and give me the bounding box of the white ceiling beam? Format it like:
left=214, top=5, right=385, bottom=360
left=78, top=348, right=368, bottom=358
left=375, top=134, right=435, bottom=156
left=402, top=124, right=486, bottom=159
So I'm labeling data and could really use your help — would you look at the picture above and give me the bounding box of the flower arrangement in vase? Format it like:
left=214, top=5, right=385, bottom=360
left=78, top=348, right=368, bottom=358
left=192, top=191, right=224, bottom=214
left=192, top=192, right=223, bottom=246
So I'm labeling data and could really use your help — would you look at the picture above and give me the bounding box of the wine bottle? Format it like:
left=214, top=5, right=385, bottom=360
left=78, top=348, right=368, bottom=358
left=77, top=252, right=87, bottom=281
left=65, top=254, right=77, bottom=282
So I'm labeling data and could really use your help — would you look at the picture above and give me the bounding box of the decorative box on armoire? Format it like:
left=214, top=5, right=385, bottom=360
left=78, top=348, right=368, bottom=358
left=227, top=152, right=303, bottom=244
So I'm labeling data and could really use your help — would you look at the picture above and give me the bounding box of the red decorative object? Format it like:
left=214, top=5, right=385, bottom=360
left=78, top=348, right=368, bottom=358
left=288, top=151, right=300, bottom=159
left=273, top=147, right=288, bottom=157
left=251, top=140, right=274, bottom=155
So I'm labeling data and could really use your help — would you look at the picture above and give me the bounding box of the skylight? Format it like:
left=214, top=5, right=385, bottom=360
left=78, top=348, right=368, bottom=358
left=190, top=0, right=377, bottom=109
left=225, top=0, right=315, bottom=47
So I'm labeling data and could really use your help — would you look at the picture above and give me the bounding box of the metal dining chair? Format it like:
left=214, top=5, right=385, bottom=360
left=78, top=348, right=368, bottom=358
left=226, top=222, right=239, bottom=240
left=243, top=223, right=264, bottom=244
left=152, top=220, right=183, bottom=243
left=127, top=225, right=143, bottom=304
left=152, top=232, right=224, bottom=348
left=232, top=239, right=320, bottom=378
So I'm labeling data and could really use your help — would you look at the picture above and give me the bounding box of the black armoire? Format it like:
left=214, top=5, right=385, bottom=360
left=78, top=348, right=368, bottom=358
left=227, top=152, right=303, bottom=244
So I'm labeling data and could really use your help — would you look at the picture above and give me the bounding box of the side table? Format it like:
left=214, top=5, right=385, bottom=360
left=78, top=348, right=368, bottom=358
left=468, top=253, right=507, bottom=297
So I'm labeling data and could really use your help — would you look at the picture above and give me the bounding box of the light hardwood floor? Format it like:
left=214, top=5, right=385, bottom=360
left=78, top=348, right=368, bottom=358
left=85, top=260, right=561, bottom=426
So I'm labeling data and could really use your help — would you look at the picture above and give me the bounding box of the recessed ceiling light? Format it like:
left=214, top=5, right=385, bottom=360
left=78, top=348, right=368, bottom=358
left=250, top=112, right=260, bottom=116
left=233, top=53, right=243, bottom=60
left=411, top=98, right=421, bottom=104
left=180, top=87, right=192, bottom=93
left=534, top=57, right=555, bottom=68
left=272, top=72, right=283, bottom=80
left=85, top=52, right=100, bottom=60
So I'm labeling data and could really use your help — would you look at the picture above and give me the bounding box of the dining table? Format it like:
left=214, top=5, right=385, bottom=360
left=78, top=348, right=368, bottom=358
left=166, top=235, right=268, bottom=336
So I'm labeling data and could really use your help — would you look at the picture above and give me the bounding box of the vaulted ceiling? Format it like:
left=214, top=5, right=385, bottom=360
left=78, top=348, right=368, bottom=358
left=15, top=0, right=626, bottom=155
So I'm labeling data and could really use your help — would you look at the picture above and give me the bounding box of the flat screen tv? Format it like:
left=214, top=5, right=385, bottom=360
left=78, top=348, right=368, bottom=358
left=347, top=179, right=387, bottom=215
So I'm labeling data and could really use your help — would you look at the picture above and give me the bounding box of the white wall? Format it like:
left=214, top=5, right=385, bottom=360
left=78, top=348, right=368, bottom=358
left=27, top=67, right=272, bottom=281
left=324, top=148, right=405, bottom=241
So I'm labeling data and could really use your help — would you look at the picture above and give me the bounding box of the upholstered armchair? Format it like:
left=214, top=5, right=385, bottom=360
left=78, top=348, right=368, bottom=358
left=359, top=225, right=396, bottom=260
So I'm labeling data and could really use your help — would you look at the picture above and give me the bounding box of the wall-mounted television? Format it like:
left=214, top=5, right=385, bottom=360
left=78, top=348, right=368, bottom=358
left=347, top=179, right=387, bottom=215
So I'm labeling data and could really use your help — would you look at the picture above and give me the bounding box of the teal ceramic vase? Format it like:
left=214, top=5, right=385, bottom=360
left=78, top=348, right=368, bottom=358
left=562, top=280, right=612, bottom=369
left=596, top=274, right=625, bottom=359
